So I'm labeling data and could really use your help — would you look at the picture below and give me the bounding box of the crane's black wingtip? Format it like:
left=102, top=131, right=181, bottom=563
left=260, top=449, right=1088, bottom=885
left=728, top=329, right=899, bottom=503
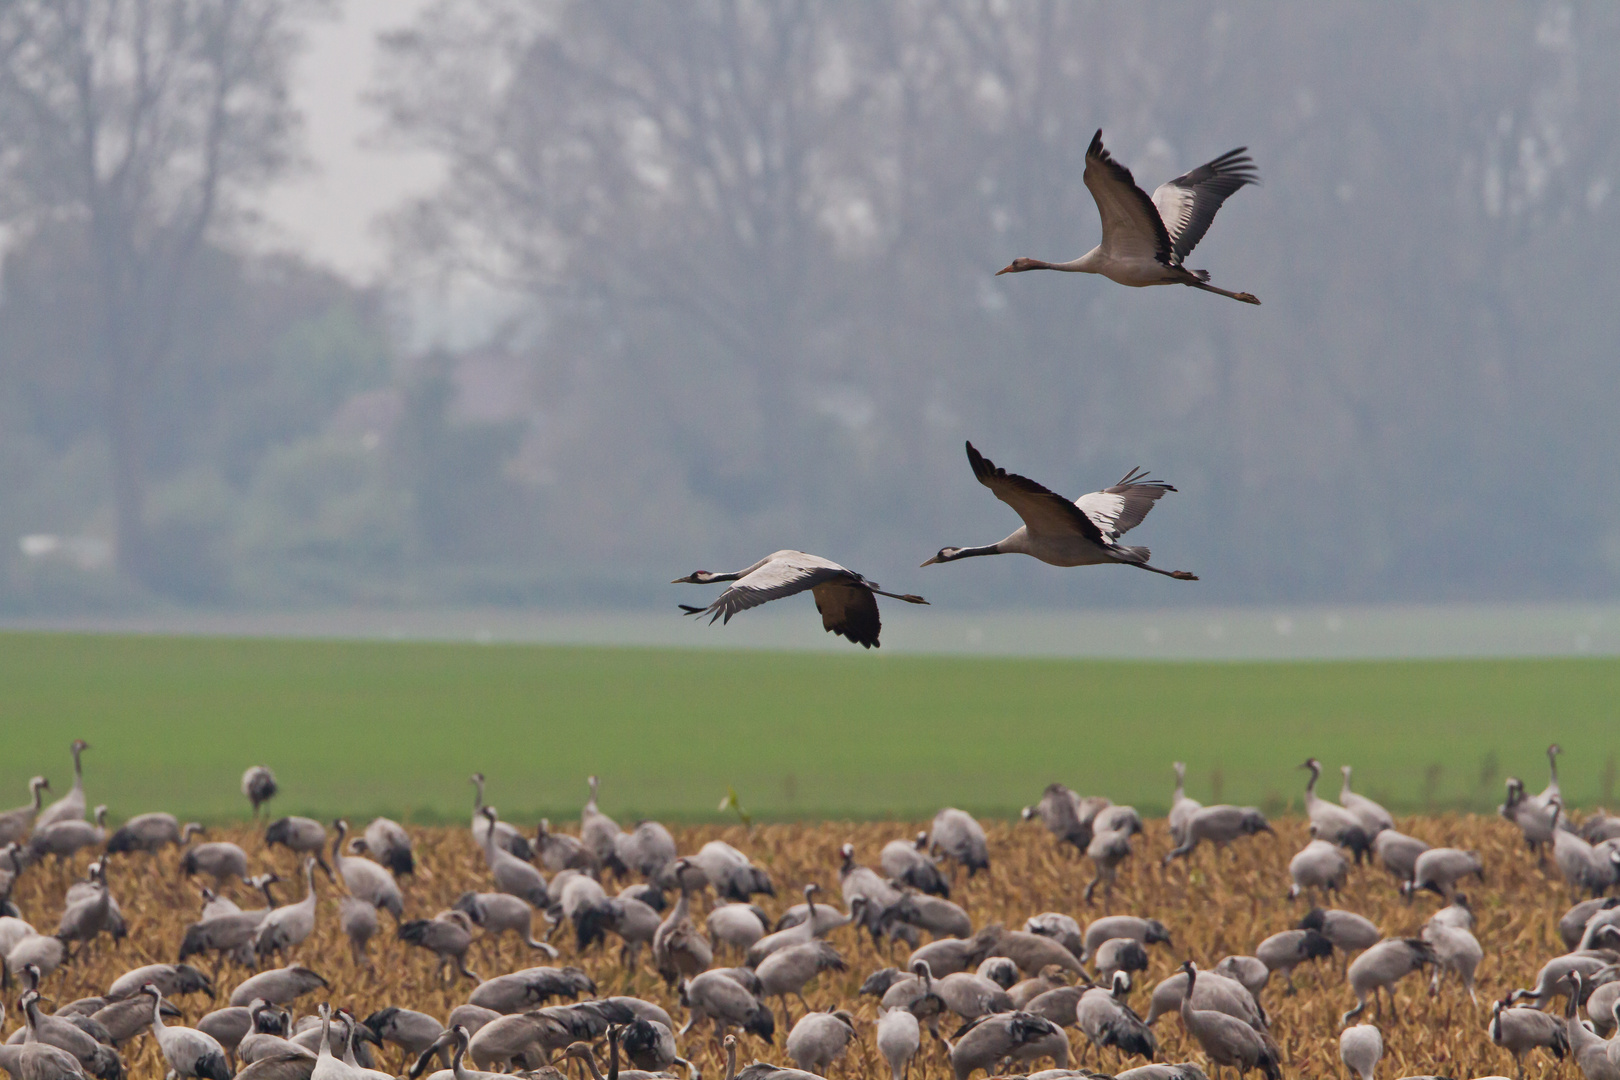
left=677, top=604, right=706, bottom=615
left=1087, top=129, right=1104, bottom=156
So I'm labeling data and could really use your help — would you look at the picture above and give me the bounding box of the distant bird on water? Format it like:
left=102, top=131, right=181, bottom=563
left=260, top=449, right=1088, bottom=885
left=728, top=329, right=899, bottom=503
left=674, top=550, right=928, bottom=649
left=997, top=129, right=1260, bottom=305
left=922, top=443, right=1198, bottom=581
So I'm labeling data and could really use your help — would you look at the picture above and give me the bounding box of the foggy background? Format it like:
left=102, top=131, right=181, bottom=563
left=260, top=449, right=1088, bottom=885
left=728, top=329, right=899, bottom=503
left=2, top=1, right=1618, bottom=625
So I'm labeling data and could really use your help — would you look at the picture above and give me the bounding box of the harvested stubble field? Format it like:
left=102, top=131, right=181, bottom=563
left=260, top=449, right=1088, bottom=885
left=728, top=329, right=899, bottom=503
left=4, top=812, right=1585, bottom=1080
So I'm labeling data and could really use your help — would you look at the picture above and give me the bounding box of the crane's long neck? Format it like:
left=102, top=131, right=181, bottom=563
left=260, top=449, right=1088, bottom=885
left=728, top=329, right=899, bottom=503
left=332, top=822, right=346, bottom=864
left=1172, top=764, right=1185, bottom=802
left=148, top=993, right=167, bottom=1033
left=342, top=1015, right=361, bottom=1067
left=607, top=1029, right=621, bottom=1080
left=576, top=1048, right=609, bottom=1080
left=946, top=543, right=1004, bottom=562
left=318, top=1010, right=334, bottom=1061
left=723, top=1041, right=737, bottom=1080
left=72, top=745, right=83, bottom=785
left=303, top=861, right=318, bottom=903
left=472, top=777, right=484, bottom=812
left=1304, top=762, right=1320, bottom=798
left=30, top=781, right=44, bottom=811
left=1340, top=767, right=1354, bottom=800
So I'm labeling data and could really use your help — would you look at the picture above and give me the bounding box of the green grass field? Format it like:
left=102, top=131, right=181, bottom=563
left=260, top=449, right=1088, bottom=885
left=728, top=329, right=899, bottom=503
left=1, top=631, right=1616, bottom=823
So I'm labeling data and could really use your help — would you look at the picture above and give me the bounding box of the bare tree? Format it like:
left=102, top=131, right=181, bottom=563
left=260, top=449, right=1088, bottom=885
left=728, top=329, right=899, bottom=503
left=0, top=0, right=327, bottom=583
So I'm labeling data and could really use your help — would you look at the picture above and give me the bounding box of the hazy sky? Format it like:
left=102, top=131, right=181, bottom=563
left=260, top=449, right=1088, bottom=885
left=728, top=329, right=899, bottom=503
left=251, top=0, right=441, bottom=282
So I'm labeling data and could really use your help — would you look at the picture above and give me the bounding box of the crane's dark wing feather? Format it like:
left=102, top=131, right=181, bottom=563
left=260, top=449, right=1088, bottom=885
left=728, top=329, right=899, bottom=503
left=811, top=579, right=882, bottom=649
left=1151, top=146, right=1257, bottom=263
left=965, top=442, right=1105, bottom=546
left=1083, top=130, right=1174, bottom=266
left=686, top=554, right=858, bottom=626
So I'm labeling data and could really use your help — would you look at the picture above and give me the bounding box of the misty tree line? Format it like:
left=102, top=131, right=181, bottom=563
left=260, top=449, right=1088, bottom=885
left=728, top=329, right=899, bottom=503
left=2, top=1, right=1618, bottom=613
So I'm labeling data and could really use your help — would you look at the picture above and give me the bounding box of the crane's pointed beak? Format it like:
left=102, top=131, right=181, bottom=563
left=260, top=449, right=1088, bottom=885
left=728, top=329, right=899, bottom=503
left=994, top=263, right=1017, bottom=276
left=919, top=555, right=941, bottom=567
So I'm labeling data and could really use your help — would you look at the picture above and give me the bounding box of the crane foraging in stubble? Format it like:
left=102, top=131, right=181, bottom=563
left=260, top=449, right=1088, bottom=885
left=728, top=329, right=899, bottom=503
left=922, top=443, right=1198, bottom=581
left=674, top=551, right=928, bottom=650
left=996, top=129, right=1260, bottom=305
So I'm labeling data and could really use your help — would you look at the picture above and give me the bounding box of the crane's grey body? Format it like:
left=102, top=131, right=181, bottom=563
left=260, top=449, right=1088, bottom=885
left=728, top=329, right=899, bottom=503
left=784, top=1010, right=854, bottom=1074
left=1164, top=806, right=1272, bottom=863
left=1145, top=968, right=1266, bottom=1031
left=34, top=741, right=90, bottom=833
left=1340, top=1023, right=1382, bottom=1080
left=1343, top=939, right=1436, bottom=1024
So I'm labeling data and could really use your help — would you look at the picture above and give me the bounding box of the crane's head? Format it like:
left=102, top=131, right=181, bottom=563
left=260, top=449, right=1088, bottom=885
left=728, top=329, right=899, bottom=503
left=995, top=257, right=1042, bottom=275
left=71, top=739, right=89, bottom=753
left=920, top=548, right=965, bottom=567
left=671, top=571, right=719, bottom=584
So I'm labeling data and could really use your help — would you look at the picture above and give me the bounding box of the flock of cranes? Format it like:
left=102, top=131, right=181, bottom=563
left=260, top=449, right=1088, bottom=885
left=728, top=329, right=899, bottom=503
left=2, top=741, right=1620, bottom=1080
left=673, top=130, right=1254, bottom=648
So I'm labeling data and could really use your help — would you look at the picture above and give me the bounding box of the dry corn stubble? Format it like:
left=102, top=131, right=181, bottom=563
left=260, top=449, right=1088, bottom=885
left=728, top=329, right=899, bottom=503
left=2, top=815, right=1585, bottom=1080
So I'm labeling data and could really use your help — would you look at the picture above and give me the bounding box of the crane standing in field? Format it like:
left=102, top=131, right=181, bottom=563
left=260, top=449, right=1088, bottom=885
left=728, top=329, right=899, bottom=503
left=923, top=443, right=1198, bottom=581
left=997, top=129, right=1260, bottom=304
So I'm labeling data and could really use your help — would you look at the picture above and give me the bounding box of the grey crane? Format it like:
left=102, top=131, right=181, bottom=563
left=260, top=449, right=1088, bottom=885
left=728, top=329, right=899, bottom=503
left=1300, top=759, right=1372, bottom=861
left=616, top=1017, right=697, bottom=1078
left=1077, top=972, right=1156, bottom=1065
left=1085, top=823, right=1138, bottom=902
left=241, top=767, right=278, bottom=818
left=332, top=819, right=404, bottom=916
left=924, top=445, right=1198, bottom=581
left=1177, top=963, right=1282, bottom=1080
left=928, top=808, right=989, bottom=878
left=1010, top=964, right=1073, bottom=1009
left=1026, top=913, right=1085, bottom=959
left=6, top=930, right=66, bottom=983
left=616, top=820, right=679, bottom=884
left=1020, top=783, right=1107, bottom=853
left=876, top=1007, right=921, bottom=1080
left=105, top=814, right=201, bottom=855
left=1550, top=800, right=1618, bottom=901
left=1339, top=767, right=1395, bottom=836
left=690, top=840, right=774, bottom=902
left=467, top=965, right=595, bottom=1013
left=882, top=834, right=951, bottom=898
left=1288, top=839, right=1350, bottom=901
left=1421, top=918, right=1482, bottom=1001
left=909, top=925, right=1001, bottom=978
left=34, top=741, right=90, bottom=832
left=1339, top=1023, right=1382, bottom=1080
left=1163, top=806, right=1273, bottom=863
left=1170, top=764, right=1202, bottom=847
left=1024, top=983, right=1087, bottom=1029
left=140, top=984, right=230, bottom=1080
left=1094, top=938, right=1151, bottom=982
left=581, top=776, right=626, bottom=876
left=838, top=844, right=905, bottom=946
left=353, top=818, right=413, bottom=877
left=234, top=1048, right=317, bottom=1080
left=1144, top=968, right=1266, bottom=1032
left=975, top=956, right=1020, bottom=989
left=254, top=858, right=319, bottom=962
left=932, top=971, right=1014, bottom=1021
left=1372, top=830, right=1430, bottom=889
left=946, top=1011, right=1066, bottom=1080
left=105, top=963, right=213, bottom=1002
left=995, top=130, right=1259, bottom=304
left=708, top=902, right=770, bottom=954
left=10, top=993, right=91, bottom=1080
left=467, top=775, right=533, bottom=861
left=1563, top=973, right=1620, bottom=1080
left=1208, top=957, right=1267, bottom=999
left=675, top=550, right=927, bottom=650
left=0, top=778, right=50, bottom=845
left=477, top=807, right=550, bottom=908
left=1119, top=1067, right=1212, bottom=1080
left=229, top=965, right=329, bottom=1008
left=1428, top=894, right=1476, bottom=933
left=29, top=805, right=107, bottom=862
left=534, top=820, right=594, bottom=874
left=360, top=1008, right=445, bottom=1066
left=452, top=891, right=558, bottom=956
left=15, top=989, right=122, bottom=1080
left=747, top=885, right=825, bottom=965
left=338, top=897, right=377, bottom=968
left=56, top=860, right=118, bottom=957
left=399, top=909, right=480, bottom=982
left=1489, top=996, right=1569, bottom=1078
left=1343, top=938, right=1435, bottom=1024
left=1508, top=951, right=1614, bottom=1010
left=679, top=971, right=775, bottom=1043
left=264, top=818, right=332, bottom=879
left=652, top=859, right=712, bottom=985
left=1403, top=848, right=1484, bottom=901
left=1561, top=899, right=1620, bottom=950
left=885, top=893, right=972, bottom=941
left=181, top=835, right=251, bottom=885
left=989, top=928, right=1086, bottom=977
left=1256, top=928, right=1334, bottom=992
left=785, top=1010, right=855, bottom=1074
left=196, top=999, right=273, bottom=1064
left=755, top=939, right=846, bottom=1025
left=874, top=959, right=937, bottom=1013
left=1083, top=916, right=1172, bottom=961
left=90, top=993, right=182, bottom=1046
left=1574, top=901, right=1620, bottom=951
left=1299, top=909, right=1380, bottom=957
